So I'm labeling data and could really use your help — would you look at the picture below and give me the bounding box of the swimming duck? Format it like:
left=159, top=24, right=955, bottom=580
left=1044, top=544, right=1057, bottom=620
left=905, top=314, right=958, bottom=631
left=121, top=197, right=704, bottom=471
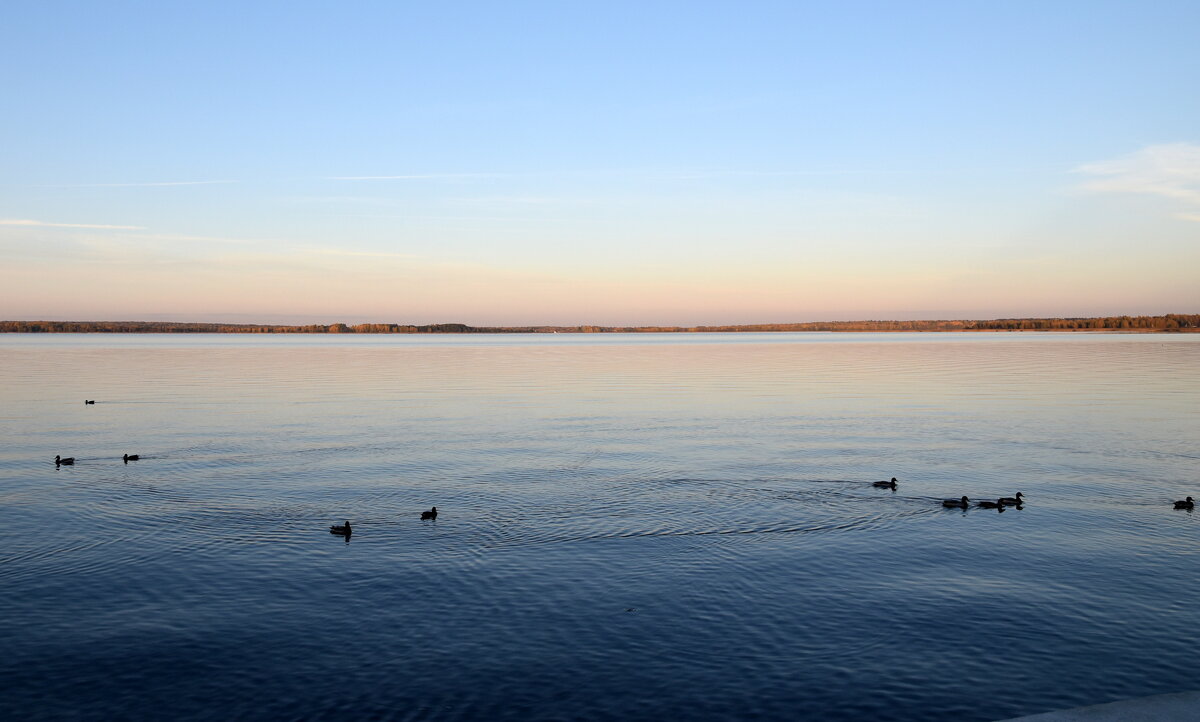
left=330, top=521, right=352, bottom=535
left=872, top=477, right=898, bottom=489
left=84, top=400, right=95, bottom=405
left=55, top=455, right=75, bottom=465
left=977, top=499, right=1004, bottom=509
left=1173, top=497, right=1194, bottom=510
left=942, top=496, right=969, bottom=508
left=123, top=454, right=139, bottom=462
left=420, top=507, right=438, bottom=520
left=999, top=492, right=1024, bottom=505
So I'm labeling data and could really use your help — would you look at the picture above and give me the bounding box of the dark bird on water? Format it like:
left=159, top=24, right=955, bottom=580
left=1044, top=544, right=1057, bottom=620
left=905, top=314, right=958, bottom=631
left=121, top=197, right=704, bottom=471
left=55, top=455, right=75, bottom=465
left=421, top=507, right=438, bottom=520
left=1173, top=497, right=1194, bottom=510
left=84, top=400, right=95, bottom=405
left=330, top=521, right=352, bottom=535
left=942, top=496, right=969, bottom=508
left=977, top=499, right=1005, bottom=509
left=999, top=492, right=1024, bottom=505
left=123, top=454, right=139, bottom=462
left=873, top=477, right=899, bottom=489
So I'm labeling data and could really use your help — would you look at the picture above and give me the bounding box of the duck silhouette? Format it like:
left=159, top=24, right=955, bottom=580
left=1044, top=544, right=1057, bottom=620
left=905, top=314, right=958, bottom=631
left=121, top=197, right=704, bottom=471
left=55, top=455, right=75, bottom=466
left=1173, top=497, right=1194, bottom=510
left=977, top=499, right=1005, bottom=509
left=420, top=507, right=438, bottom=520
left=330, top=521, right=352, bottom=535
left=942, top=496, right=969, bottom=508
left=123, top=454, right=139, bottom=463
left=84, top=400, right=95, bottom=405
left=872, top=477, right=898, bottom=489
left=999, top=492, right=1024, bottom=505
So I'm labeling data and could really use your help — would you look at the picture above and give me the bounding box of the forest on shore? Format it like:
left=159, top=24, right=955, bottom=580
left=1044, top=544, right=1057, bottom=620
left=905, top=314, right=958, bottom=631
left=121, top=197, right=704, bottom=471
left=1, top=315, right=1197, bottom=334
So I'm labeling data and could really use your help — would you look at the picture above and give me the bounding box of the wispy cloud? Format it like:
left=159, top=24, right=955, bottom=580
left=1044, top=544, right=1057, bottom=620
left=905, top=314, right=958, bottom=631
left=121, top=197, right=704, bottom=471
left=302, top=247, right=423, bottom=260
left=662, top=169, right=900, bottom=180
left=282, top=195, right=400, bottom=205
left=0, top=218, right=145, bottom=230
left=328, top=174, right=499, bottom=181
left=0, top=219, right=285, bottom=245
left=1077, top=143, right=1200, bottom=219
left=445, top=195, right=561, bottom=206
left=137, top=232, right=271, bottom=245
left=329, top=170, right=889, bottom=182
left=40, top=180, right=240, bottom=187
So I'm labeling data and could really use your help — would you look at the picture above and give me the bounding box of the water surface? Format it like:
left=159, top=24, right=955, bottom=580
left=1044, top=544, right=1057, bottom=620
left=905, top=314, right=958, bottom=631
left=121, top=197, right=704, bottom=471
left=1, top=333, right=1198, bottom=721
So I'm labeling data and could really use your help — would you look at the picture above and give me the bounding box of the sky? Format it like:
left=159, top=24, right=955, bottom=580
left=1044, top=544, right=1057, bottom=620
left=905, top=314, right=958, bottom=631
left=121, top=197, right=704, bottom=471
left=2, top=0, right=1198, bottom=326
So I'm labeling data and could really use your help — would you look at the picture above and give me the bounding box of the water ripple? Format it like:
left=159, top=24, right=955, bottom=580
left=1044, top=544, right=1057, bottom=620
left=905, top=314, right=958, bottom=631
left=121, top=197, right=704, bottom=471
left=2, top=333, right=1199, bottom=722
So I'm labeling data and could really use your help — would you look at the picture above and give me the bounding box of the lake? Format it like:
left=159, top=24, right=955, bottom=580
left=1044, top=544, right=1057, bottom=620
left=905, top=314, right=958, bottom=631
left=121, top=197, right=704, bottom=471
left=1, top=332, right=1198, bottom=721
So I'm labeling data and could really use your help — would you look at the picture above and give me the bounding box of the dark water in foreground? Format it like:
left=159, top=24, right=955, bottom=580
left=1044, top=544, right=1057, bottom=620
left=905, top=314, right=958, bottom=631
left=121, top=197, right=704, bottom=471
left=1, top=332, right=1198, bottom=721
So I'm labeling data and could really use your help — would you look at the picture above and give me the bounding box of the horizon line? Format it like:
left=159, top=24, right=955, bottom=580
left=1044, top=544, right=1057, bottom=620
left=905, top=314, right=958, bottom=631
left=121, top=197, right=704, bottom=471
left=2, top=313, right=1197, bottom=332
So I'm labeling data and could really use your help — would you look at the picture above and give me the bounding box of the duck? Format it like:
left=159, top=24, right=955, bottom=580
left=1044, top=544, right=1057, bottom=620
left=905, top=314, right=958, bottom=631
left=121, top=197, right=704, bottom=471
left=123, top=454, right=139, bottom=462
left=1173, top=497, right=1194, bottom=510
left=942, top=496, right=969, bottom=508
left=329, top=521, right=352, bottom=535
left=84, top=400, right=95, bottom=405
left=977, top=499, right=1005, bottom=509
left=872, top=477, right=898, bottom=489
left=999, top=492, right=1024, bottom=505
left=55, top=455, right=75, bottom=465
left=420, top=507, right=438, bottom=520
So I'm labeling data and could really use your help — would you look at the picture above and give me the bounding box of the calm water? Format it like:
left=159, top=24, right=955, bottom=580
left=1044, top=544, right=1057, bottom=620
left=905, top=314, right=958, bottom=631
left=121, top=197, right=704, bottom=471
left=1, top=332, right=1198, bottom=721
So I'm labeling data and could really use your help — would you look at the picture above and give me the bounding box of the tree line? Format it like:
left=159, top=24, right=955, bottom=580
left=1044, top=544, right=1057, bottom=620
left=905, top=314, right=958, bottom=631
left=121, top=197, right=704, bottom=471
left=967, top=315, right=1199, bottom=331
left=2, top=315, right=1196, bottom=334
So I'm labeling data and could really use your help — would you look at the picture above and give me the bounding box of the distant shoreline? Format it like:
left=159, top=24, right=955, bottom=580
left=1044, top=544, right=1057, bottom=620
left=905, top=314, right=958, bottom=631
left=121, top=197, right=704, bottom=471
left=2, top=315, right=1197, bottom=334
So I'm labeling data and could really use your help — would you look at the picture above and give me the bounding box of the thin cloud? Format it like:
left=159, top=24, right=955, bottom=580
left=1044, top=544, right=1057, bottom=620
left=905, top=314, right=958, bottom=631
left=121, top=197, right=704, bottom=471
left=302, top=246, right=423, bottom=260
left=664, top=169, right=897, bottom=179
left=138, top=232, right=272, bottom=245
left=1077, top=143, right=1200, bottom=209
left=0, top=218, right=145, bottom=230
left=40, top=180, right=240, bottom=187
left=328, top=174, right=500, bottom=181
left=330, top=170, right=881, bottom=182
left=445, top=195, right=560, bottom=206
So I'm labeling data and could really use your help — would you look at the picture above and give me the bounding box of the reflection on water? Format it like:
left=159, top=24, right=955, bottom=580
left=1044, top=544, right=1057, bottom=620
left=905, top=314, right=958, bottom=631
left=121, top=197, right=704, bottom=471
left=1, top=333, right=1198, bottom=721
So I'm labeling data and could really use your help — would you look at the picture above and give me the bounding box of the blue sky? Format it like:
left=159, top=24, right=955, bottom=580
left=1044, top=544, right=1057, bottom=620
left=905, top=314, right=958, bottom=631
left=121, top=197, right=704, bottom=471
left=2, top=0, right=1198, bottom=324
